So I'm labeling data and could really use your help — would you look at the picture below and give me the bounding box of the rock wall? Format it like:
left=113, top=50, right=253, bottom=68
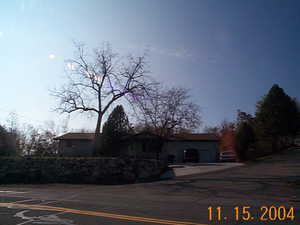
left=0, top=157, right=166, bottom=184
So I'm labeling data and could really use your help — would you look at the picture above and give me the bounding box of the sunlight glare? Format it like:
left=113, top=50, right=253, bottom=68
left=48, top=54, right=56, bottom=60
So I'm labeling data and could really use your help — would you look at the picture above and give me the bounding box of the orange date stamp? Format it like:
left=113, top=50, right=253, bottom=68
left=208, top=206, right=295, bottom=222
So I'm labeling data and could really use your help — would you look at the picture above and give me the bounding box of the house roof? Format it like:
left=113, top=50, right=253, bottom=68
left=54, top=132, right=95, bottom=140
left=124, top=132, right=219, bottom=142
left=54, top=132, right=219, bottom=142
left=122, top=131, right=164, bottom=141
left=169, top=133, right=219, bottom=142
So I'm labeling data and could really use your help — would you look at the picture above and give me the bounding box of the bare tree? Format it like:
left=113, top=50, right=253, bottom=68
left=6, top=111, right=19, bottom=134
left=17, top=121, right=59, bottom=156
left=133, top=85, right=202, bottom=137
left=204, top=120, right=236, bottom=137
left=219, top=120, right=236, bottom=135
left=18, top=124, right=39, bottom=156
left=51, top=42, right=153, bottom=154
left=203, top=125, right=220, bottom=135
left=5, top=111, right=19, bottom=154
left=61, top=115, right=70, bottom=134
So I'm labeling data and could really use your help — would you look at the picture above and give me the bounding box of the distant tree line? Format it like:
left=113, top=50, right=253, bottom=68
left=0, top=114, right=70, bottom=157
left=0, top=125, right=16, bottom=156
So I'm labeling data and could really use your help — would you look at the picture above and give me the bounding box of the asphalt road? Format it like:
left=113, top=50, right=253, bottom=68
left=0, top=148, right=299, bottom=225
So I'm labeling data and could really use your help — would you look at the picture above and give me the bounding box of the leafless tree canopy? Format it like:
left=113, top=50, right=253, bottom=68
left=203, top=126, right=220, bottom=135
left=203, top=119, right=236, bottom=137
left=133, top=85, right=202, bottom=136
left=51, top=42, right=153, bottom=136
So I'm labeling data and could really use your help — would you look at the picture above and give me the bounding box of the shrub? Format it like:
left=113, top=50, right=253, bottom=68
left=235, top=122, right=255, bottom=161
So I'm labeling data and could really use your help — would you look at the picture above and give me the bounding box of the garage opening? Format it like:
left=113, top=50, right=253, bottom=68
left=183, top=148, right=199, bottom=163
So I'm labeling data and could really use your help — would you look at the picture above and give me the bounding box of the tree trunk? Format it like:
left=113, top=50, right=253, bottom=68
left=95, top=113, right=102, bottom=135
left=93, top=113, right=103, bottom=156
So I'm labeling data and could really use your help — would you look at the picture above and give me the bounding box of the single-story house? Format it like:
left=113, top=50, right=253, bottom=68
left=54, top=133, right=95, bottom=157
left=54, top=132, right=219, bottom=163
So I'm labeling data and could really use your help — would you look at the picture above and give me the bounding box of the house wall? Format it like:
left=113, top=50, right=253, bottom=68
left=122, top=141, right=159, bottom=159
left=58, top=140, right=94, bottom=157
left=162, top=141, right=219, bottom=163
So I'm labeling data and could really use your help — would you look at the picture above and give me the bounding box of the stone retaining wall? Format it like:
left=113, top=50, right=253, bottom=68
left=0, top=157, right=166, bottom=184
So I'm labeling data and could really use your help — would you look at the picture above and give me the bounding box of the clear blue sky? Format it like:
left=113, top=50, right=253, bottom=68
left=0, top=0, right=299, bottom=131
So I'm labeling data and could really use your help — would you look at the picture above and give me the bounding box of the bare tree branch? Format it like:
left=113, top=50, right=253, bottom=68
left=50, top=42, right=153, bottom=154
left=132, top=85, right=202, bottom=137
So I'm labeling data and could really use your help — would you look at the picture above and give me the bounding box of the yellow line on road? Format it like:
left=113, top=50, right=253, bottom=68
left=0, top=203, right=207, bottom=225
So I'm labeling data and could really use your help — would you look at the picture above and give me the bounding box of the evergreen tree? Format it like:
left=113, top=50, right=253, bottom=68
left=101, top=105, right=130, bottom=156
left=235, top=122, right=255, bottom=161
left=255, top=84, right=300, bottom=151
left=237, top=110, right=254, bottom=125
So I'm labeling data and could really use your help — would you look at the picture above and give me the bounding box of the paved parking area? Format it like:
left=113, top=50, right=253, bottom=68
left=164, top=162, right=244, bottom=177
left=0, top=148, right=299, bottom=225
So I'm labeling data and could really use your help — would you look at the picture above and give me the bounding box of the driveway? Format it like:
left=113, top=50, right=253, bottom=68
left=163, top=162, right=244, bottom=177
left=0, top=148, right=299, bottom=225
